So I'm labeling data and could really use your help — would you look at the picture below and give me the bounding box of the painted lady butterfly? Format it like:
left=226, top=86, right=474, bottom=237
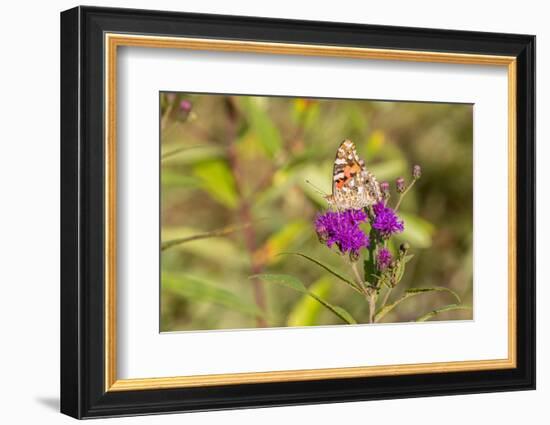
left=325, top=139, right=382, bottom=210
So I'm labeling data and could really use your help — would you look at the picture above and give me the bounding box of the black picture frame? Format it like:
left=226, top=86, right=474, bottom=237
left=60, top=5, right=535, bottom=419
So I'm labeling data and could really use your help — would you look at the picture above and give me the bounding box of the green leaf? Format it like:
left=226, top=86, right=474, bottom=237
left=364, top=257, right=376, bottom=286
left=402, top=254, right=414, bottom=264
left=375, top=286, right=461, bottom=322
left=162, top=274, right=264, bottom=318
left=307, top=293, right=357, bottom=324
left=416, top=304, right=473, bottom=322
left=239, top=97, right=282, bottom=158
left=254, top=274, right=356, bottom=324
left=161, top=171, right=202, bottom=189
left=192, top=159, right=239, bottom=209
left=161, top=143, right=224, bottom=165
left=161, top=144, right=212, bottom=161
left=252, top=273, right=307, bottom=293
left=335, top=307, right=357, bottom=324
left=279, top=252, right=362, bottom=293
left=364, top=228, right=377, bottom=284
left=287, top=278, right=332, bottom=327
left=394, top=254, right=414, bottom=285
left=405, top=286, right=461, bottom=302
left=395, top=213, right=435, bottom=249
left=254, top=221, right=308, bottom=265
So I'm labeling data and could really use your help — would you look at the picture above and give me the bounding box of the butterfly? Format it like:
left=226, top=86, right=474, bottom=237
left=324, top=139, right=382, bottom=210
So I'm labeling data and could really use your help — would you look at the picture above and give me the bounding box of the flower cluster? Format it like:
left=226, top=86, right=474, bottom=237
left=315, top=209, right=369, bottom=258
left=315, top=199, right=406, bottom=260
left=372, top=201, right=404, bottom=239
left=310, top=164, right=423, bottom=318
left=306, top=162, right=426, bottom=323
left=313, top=165, right=421, bottom=279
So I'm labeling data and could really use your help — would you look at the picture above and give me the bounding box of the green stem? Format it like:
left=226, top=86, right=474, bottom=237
left=350, top=261, right=368, bottom=294
left=368, top=290, right=377, bottom=323
left=394, top=178, right=417, bottom=211
left=379, top=287, right=393, bottom=311
left=364, top=220, right=379, bottom=323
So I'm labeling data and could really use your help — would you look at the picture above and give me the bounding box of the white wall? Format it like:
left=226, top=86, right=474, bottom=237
left=0, top=0, right=545, bottom=423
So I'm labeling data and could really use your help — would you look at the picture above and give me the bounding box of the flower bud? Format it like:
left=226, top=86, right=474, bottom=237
left=315, top=224, right=328, bottom=244
left=413, top=164, right=422, bottom=179
left=380, top=181, right=390, bottom=197
left=166, top=93, right=176, bottom=103
left=399, top=242, right=410, bottom=254
left=180, top=99, right=192, bottom=113
left=396, top=177, right=406, bottom=193
left=349, top=250, right=360, bottom=262
left=376, top=247, right=392, bottom=271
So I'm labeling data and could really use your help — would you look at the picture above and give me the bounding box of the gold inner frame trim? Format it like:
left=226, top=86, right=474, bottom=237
left=104, top=33, right=517, bottom=392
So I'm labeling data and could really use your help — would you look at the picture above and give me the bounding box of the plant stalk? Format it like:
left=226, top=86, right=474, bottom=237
left=350, top=260, right=377, bottom=323
left=368, top=289, right=377, bottom=323
left=350, top=261, right=367, bottom=293
left=161, top=97, right=174, bottom=132
left=225, top=96, right=268, bottom=327
left=161, top=222, right=254, bottom=251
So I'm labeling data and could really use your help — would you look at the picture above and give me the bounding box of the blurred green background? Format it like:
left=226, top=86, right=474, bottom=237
left=160, top=92, right=473, bottom=332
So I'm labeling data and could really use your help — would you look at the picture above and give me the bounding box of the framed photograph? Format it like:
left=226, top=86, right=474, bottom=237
left=60, top=6, right=535, bottom=419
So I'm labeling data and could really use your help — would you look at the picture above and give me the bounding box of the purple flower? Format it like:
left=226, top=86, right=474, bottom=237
left=372, top=201, right=404, bottom=238
left=315, top=209, right=369, bottom=256
left=376, top=248, right=392, bottom=271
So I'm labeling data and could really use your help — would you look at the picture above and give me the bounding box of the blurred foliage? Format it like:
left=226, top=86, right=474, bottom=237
left=160, top=92, right=473, bottom=331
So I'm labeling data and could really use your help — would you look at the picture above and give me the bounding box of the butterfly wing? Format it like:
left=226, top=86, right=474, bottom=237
left=331, top=139, right=361, bottom=193
left=358, top=168, right=382, bottom=206
left=327, top=139, right=381, bottom=210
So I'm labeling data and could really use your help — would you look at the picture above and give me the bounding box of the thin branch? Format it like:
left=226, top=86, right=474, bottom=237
left=161, top=222, right=254, bottom=251
left=161, top=99, right=175, bottom=132
left=394, top=179, right=417, bottom=211
left=349, top=261, right=368, bottom=295
left=161, top=144, right=210, bottom=161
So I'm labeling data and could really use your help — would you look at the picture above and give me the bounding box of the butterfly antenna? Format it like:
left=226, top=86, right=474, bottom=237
left=305, top=179, right=328, bottom=197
